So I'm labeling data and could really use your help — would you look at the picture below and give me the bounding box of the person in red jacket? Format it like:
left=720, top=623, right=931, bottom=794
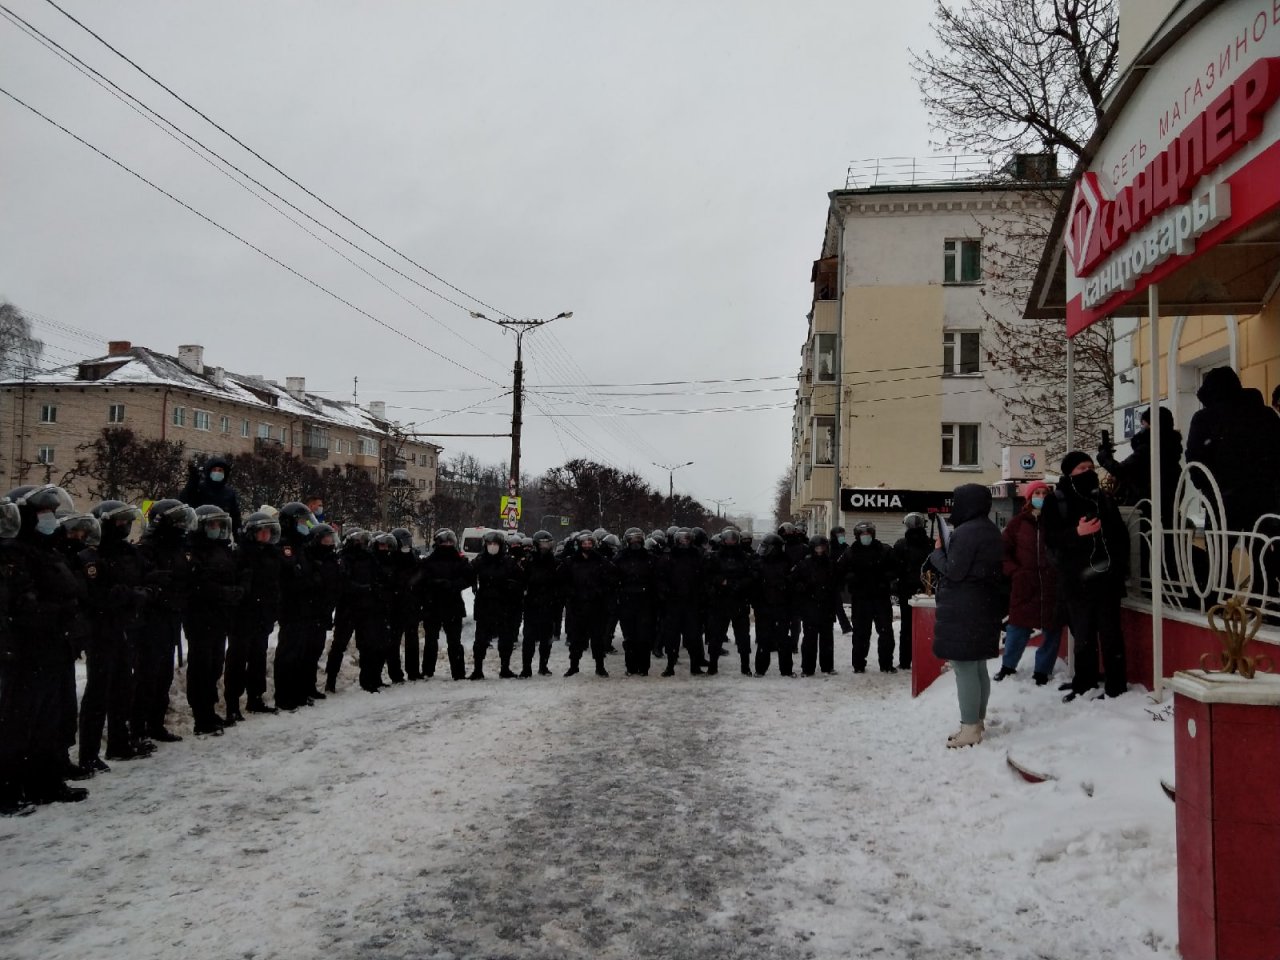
left=994, top=481, right=1063, bottom=686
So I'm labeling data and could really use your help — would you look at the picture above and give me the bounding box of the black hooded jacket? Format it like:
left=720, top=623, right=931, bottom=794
left=890, top=527, right=934, bottom=599
left=1042, top=468, right=1130, bottom=600
left=928, top=484, right=1005, bottom=661
left=1097, top=407, right=1184, bottom=528
left=1185, top=367, right=1280, bottom=531
left=178, top=456, right=243, bottom=540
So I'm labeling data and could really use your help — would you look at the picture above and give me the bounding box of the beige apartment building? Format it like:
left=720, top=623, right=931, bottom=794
left=0, top=341, right=441, bottom=510
left=792, top=161, right=1063, bottom=534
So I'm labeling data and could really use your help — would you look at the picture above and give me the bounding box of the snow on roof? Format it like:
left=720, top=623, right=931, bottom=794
left=0, top=346, right=441, bottom=449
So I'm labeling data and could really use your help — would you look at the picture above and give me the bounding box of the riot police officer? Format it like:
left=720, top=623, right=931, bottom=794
left=417, top=529, right=472, bottom=680
left=186, top=504, right=244, bottom=734
left=839, top=520, right=897, bottom=673
left=227, top=510, right=283, bottom=718
left=385, top=528, right=422, bottom=682
left=658, top=528, right=706, bottom=676
left=135, top=499, right=196, bottom=743
left=558, top=531, right=618, bottom=677
left=751, top=533, right=794, bottom=676
left=704, top=527, right=755, bottom=675
left=614, top=527, right=660, bottom=676
left=520, top=530, right=560, bottom=677
left=470, top=530, right=523, bottom=679
left=793, top=533, right=840, bottom=676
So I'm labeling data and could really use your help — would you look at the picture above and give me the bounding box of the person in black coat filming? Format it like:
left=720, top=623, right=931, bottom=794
left=178, top=455, right=243, bottom=542
left=929, top=484, right=1005, bottom=748
left=1044, top=451, right=1131, bottom=702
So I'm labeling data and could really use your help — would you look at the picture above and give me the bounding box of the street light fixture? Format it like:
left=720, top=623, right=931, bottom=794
left=653, top=460, right=694, bottom=525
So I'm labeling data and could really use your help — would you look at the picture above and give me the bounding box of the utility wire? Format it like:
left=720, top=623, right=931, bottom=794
left=0, top=4, right=507, bottom=368
left=0, top=84, right=506, bottom=388
left=39, top=0, right=515, bottom=322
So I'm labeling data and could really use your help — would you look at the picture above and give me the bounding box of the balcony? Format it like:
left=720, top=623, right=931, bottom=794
left=254, top=437, right=283, bottom=452
left=800, top=464, right=835, bottom=509
left=302, top=444, right=329, bottom=461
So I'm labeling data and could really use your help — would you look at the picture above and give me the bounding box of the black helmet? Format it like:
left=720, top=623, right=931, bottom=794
left=506, top=530, right=523, bottom=546
left=92, top=500, right=142, bottom=542
left=666, top=525, right=678, bottom=540
left=0, top=499, right=19, bottom=540
left=691, top=527, right=708, bottom=547
left=830, top=525, right=846, bottom=536
left=343, top=528, right=371, bottom=551
left=853, top=521, right=876, bottom=538
left=10, top=484, right=75, bottom=517
left=624, top=527, right=645, bottom=546
left=531, top=529, right=554, bottom=552
left=244, top=511, right=282, bottom=544
left=148, top=498, right=197, bottom=533
left=741, top=531, right=754, bottom=548
left=673, top=527, right=692, bottom=547
left=808, top=534, right=829, bottom=553
left=759, top=532, right=783, bottom=555
left=593, top=527, right=608, bottom=541
left=903, top=513, right=928, bottom=530
left=59, top=512, right=102, bottom=546
left=603, top=533, right=621, bottom=549
left=279, top=502, right=317, bottom=539
left=576, top=530, right=597, bottom=551
left=649, top=528, right=667, bottom=545
left=433, top=528, right=458, bottom=547
left=309, top=523, right=337, bottom=549
left=778, top=522, right=796, bottom=537
left=720, top=527, right=741, bottom=547
left=710, top=532, right=722, bottom=548
left=194, top=504, right=232, bottom=541
left=390, top=527, right=414, bottom=553
left=482, top=530, right=507, bottom=554
left=373, top=532, right=398, bottom=553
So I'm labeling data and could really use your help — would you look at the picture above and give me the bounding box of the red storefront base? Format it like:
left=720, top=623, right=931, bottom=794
left=1168, top=672, right=1280, bottom=960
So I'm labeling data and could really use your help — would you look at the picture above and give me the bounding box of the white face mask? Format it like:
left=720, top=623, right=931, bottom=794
left=486, top=543, right=501, bottom=555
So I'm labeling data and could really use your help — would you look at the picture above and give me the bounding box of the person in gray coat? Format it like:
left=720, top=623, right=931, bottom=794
left=929, top=484, right=1006, bottom=748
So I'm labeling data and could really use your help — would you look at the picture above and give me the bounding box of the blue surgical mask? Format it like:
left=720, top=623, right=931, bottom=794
left=297, top=522, right=310, bottom=536
left=205, top=527, right=223, bottom=540
left=1030, top=495, right=1045, bottom=510
left=836, top=534, right=846, bottom=545
left=36, top=512, right=59, bottom=536
left=313, top=509, right=325, bottom=521
left=209, top=470, right=225, bottom=483
left=859, top=534, right=873, bottom=547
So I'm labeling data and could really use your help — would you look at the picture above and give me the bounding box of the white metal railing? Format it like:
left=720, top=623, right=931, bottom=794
left=844, top=155, right=995, bottom=189
left=1129, top=461, right=1280, bottom=622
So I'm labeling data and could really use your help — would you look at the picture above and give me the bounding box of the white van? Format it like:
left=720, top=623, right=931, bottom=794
left=461, top=526, right=510, bottom=560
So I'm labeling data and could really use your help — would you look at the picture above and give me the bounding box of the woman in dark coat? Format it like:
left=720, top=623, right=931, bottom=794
left=994, top=481, right=1063, bottom=686
left=929, top=484, right=1005, bottom=748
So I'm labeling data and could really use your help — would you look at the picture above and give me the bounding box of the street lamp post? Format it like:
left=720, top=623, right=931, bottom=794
left=652, top=460, right=694, bottom=524
left=711, top=497, right=734, bottom=520
left=471, top=310, right=573, bottom=500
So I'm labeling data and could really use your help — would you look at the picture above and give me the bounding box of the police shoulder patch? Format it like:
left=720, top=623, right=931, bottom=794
left=85, top=564, right=98, bottom=579
left=282, top=546, right=293, bottom=558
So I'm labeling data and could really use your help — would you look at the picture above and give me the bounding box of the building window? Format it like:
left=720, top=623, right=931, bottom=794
left=241, top=419, right=250, bottom=438
left=107, top=403, right=125, bottom=424
left=36, top=445, right=55, bottom=464
left=193, top=410, right=212, bottom=431
left=417, top=478, right=427, bottom=489
left=813, top=416, right=835, bottom=465
left=258, top=422, right=271, bottom=440
left=814, top=333, right=837, bottom=383
left=943, top=239, right=982, bottom=283
left=39, top=404, right=57, bottom=423
left=220, top=415, right=231, bottom=434
left=943, top=331, right=981, bottom=376
left=357, top=436, right=377, bottom=457
left=172, top=406, right=186, bottom=427
left=942, top=423, right=980, bottom=469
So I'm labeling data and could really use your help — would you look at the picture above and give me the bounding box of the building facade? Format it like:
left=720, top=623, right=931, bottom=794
left=0, top=341, right=441, bottom=512
left=791, top=170, right=1062, bottom=534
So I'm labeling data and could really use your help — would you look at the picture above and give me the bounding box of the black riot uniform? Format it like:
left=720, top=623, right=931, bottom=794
left=793, top=535, right=841, bottom=676
left=385, top=528, right=424, bottom=681
left=470, top=532, right=524, bottom=679
left=278, top=508, right=334, bottom=708
left=780, top=523, right=809, bottom=652
left=185, top=505, right=246, bottom=734
left=78, top=502, right=152, bottom=768
left=839, top=521, right=897, bottom=673
left=658, top=529, right=706, bottom=676
left=751, top=533, right=795, bottom=677
left=890, top=514, right=933, bottom=670
left=520, top=531, right=560, bottom=677
left=704, top=528, right=756, bottom=675
left=0, top=486, right=89, bottom=806
left=417, top=530, right=472, bottom=680
left=226, top=512, right=283, bottom=718
left=337, top=531, right=393, bottom=692
left=135, top=500, right=196, bottom=743
left=557, top=532, right=618, bottom=677
left=613, top=528, right=660, bottom=676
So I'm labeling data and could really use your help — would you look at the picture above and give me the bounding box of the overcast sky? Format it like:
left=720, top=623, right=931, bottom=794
left=0, top=0, right=939, bottom=524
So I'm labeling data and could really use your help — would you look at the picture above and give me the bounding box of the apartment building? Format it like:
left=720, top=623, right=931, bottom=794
left=0, top=341, right=441, bottom=507
left=791, top=159, right=1062, bottom=533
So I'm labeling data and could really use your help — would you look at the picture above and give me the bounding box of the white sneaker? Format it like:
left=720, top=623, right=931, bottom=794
left=946, top=723, right=984, bottom=748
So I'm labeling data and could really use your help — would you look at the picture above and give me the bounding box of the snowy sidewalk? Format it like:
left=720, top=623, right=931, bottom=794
left=0, top=638, right=1178, bottom=960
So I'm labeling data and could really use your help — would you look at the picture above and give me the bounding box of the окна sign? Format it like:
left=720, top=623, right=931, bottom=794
left=840, top=489, right=954, bottom=514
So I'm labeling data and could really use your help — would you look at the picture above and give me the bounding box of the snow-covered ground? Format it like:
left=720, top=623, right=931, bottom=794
left=0, top=622, right=1178, bottom=959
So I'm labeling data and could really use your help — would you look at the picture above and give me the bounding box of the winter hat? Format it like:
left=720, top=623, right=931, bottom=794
left=1060, top=450, right=1093, bottom=476
left=1021, top=481, right=1050, bottom=499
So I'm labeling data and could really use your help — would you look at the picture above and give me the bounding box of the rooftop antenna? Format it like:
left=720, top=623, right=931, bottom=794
left=353, top=375, right=358, bottom=404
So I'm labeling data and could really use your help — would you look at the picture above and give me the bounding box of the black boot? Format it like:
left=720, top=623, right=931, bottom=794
left=499, top=654, right=516, bottom=679
left=564, top=659, right=580, bottom=677
left=246, top=697, right=278, bottom=715
left=707, top=658, right=719, bottom=676
left=538, top=650, right=552, bottom=676
left=595, top=658, right=609, bottom=678
left=324, top=674, right=337, bottom=694
left=468, top=665, right=485, bottom=681
left=740, top=653, right=752, bottom=676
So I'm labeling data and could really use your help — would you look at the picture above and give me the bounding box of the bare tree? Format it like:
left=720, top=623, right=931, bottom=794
left=913, top=0, right=1119, bottom=458
left=0, top=301, right=44, bottom=378
left=59, top=428, right=187, bottom=502
left=772, top=470, right=793, bottom=530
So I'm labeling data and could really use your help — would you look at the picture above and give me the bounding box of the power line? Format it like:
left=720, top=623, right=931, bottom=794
left=0, top=83, right=506, bottom=388
left=0, top=4, right=507, bottom=369
left=38, top=0, right=515, bottom=323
